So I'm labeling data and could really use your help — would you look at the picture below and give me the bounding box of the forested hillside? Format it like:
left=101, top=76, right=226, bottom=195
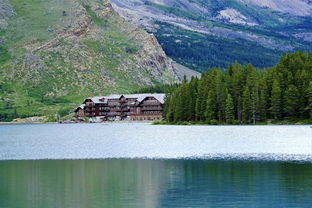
left=111, top=0, right=312, bottom=71
left=164, top=52, right=312, bottom=124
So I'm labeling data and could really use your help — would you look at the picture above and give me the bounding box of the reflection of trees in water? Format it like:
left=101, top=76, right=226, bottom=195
left=160, top=160, right=312, bottom=207
left=0, top=160, right=167, bottom=208
left=277, top=162, right=312, bottom=194
left=1, top=160, right=311, bottom=208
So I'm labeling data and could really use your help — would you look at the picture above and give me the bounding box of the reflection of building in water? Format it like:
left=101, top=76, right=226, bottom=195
left=1, top=160, right=168, bottom=208
left=74, top=94, right=165, bottom=122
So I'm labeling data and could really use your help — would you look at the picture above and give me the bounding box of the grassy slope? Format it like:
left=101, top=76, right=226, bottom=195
left=0, top=0, right=177, bottom=121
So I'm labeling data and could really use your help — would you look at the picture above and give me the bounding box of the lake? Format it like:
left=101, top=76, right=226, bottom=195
left=0, top=124, right=311, bottom=207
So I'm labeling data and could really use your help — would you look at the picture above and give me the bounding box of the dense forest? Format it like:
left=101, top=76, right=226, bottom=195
left=155, top=22, right=283, bottom=71
left=164, top=52, right=312, bottom=124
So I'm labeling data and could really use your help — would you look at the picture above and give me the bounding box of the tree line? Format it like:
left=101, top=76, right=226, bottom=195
left=131, top=83, right=179, bottom=94
left=164, top=52, right=312, bottom=124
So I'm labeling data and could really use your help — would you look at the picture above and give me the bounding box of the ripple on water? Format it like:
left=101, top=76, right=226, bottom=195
left=0, top=123, right=311, bottom=162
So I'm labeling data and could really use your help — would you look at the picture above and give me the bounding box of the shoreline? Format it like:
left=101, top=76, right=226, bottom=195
left=0, top=121, right=310, bottom=126
left=152, top=120, right=312, bottom=126
left=0, top=120, right=154, bottom=125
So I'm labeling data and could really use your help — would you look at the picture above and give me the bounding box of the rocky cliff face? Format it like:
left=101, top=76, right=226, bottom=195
left=0, top=0, right=178, bottom=99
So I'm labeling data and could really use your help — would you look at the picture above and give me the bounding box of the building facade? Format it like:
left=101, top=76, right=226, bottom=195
left=74, top=94, right=165, bottom=122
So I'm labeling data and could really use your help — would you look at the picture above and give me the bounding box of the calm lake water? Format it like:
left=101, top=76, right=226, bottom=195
left=0, top=124, right=312, bottom=207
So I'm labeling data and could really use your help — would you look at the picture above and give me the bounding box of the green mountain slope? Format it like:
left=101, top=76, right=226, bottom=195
left=111, top=0, right=312, bottom=72
left=0, top=0, right=179, bottom=121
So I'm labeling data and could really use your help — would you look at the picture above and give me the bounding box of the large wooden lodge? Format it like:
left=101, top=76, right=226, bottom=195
left=74, top=94, right=166, bottom=122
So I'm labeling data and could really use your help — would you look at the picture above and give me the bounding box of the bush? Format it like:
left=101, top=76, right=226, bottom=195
left=232, top=120, right=240, bottom=125
left=58, top=107, right=72, bottom=117
left=152, top=120, right=168, bottom=125
left=181, top=121, right=190, bottom=125
left=210, top=119, right=219, bottom=125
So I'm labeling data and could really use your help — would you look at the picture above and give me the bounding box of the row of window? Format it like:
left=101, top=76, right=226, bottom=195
left=143, top=111, right=162, bottom=115
left=142, top=106, right=161, bottom=109
left=86, top=106, right=160, bottom=111
left=99, top=107, right=110, bottom=110
left=85, top=113, right=96, bottom=116
left=142, top=100, right=159, bottom=104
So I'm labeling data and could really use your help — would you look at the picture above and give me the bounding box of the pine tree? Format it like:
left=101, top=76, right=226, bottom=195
left=188, top=77, right=198, bottom=121
left=205, top=90, right=216, bottom=122
left=195, top=81, right=205, bottom=121
left=250, top=85, right=259, bottom=124
left=215, top=69, right=227, bottom=122
left=270, top=79, right=282, bottom=119
left=180, top=76, right=190, bottom=121
left=258, top=75, right=268, bottom=121
left=163, top=52, right=309, bottom=124
left=164, top=95, right=174, bottom=122
left=242, top=86, right=251, bottom=123
left=174, top=89, right=183, bottom=122
left=306, top=81, right=312, bottom=119
left=225, top=93, right=234, bottom=124
left=284, top=85, right=300, bottom=118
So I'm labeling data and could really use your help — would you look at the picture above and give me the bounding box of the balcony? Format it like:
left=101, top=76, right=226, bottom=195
left=85, top=108, right=96, bottom=112
left=141, top=107, right=162, bottom=111
left=140, top=103, right=161, bottom=106
left=108, top=112, right=121, bottom=116
left=110, top=108, right=121, bottom=112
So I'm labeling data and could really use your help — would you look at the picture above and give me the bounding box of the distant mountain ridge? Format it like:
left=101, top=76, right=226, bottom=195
left=239, top=0, right=312, bottom=16
left=111, top=0, right=312, bottom=71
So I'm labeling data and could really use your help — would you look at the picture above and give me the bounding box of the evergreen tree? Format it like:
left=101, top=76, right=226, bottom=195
left=164, top=95, right=174, bottom=122
left=284, top=85, right=300, bottom=118
left=195, top=80, right=205, bottom=121
left=250, top=85, right=259, bottom=124
left=242, top=86, right=251, bottom=123
left=205, top=90, right=216, bottom=122
left=188, top=77, right=198, bottom=121
left=306, top=81, right=312, bottom=119
left=163, top=52, right=310, bottom=124
left=270, top=79, right=282, bottom=119
left=180, top=75, right=190, bottom=121
left=174, top=89, right=183, bottom=122
left=215, top=69, right=227, bottom=122
left=225, top=93, right=234, bottom=124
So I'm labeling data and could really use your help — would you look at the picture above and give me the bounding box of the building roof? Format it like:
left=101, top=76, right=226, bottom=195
left=136, top=94, right=166, bottom=104
left=82, top=93, right=166, bottom=105
left=74, top=104, right=85, bottom=112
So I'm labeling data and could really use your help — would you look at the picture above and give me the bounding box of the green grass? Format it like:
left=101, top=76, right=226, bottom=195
left=83, top=5, right=108, bottom=27
left=5, top=0, right=73, bottom=48
left=0, top=46, right=11, bottom=64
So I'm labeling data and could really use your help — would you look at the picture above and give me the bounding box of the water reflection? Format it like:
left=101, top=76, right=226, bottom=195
left=0, top=159, right=312, bottom=208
